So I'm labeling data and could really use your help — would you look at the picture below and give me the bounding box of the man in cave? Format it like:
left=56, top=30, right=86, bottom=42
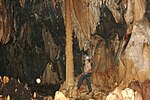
left=77, top=54, right=92, bottom=94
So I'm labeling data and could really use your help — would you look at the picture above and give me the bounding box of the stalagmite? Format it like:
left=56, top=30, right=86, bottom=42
left=6, top=95, right=10, bottom=100
left=0, top=76, right=2, bottom=82
left=33, top=92, right=37, bottom=100
left=3, top=76, right=9, bottom=84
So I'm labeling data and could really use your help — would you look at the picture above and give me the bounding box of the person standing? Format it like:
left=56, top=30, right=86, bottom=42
left=77, top=55, right=92, bottom=94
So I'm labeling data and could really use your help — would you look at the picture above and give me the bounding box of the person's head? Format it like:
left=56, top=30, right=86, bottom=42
left=47, top=63, right=52, bottom=70
left=84, top=54, right=90, bottom=62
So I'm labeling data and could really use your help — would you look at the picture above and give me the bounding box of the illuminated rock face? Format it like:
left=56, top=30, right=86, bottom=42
left=106, top=87, right=142, bottom=100
left=54, top=91, right=69, bottom=100
left=122, top=20, right=150, bottom=82
left=71, top=0, right=150, bottom=90
left=71, top=0, right=123, bottom=50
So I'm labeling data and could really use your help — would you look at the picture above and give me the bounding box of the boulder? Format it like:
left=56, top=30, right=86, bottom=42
left=106, top=87, right=142, bottom=100
left=106, top=93, right=120, bottom=100
left=54, top=91, right=69, bottom=100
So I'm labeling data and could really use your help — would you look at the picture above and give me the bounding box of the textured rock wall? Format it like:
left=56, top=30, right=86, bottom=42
left=70, top=0, right=150, bottom=90
left=70, top=0, right=148, bottom=50
left=71, top=0, right=101, bottom=50
left=121, top=20, right=150, bottom=82
left=0, top=0, right=66, bottom=84
left=71, top=0, right=124, bottom=49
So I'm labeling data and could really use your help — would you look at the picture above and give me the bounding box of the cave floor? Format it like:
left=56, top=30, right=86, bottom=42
left=0, top=76, right=60, bottom=100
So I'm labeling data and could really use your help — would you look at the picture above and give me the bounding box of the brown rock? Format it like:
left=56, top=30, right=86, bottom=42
left=142, top=80, right=150, bottom=100
left=0, top=95, right=4, bottom=100
left=122, top=20, right=150, bottom=83
left=68, top=85, right=78, bottom=98
left=134, top=91, right=142, bottom=100
left=121, top=88, right=134, bottom=99
left=106, top=86, right=142, bottom=100
left=54, top=91, right=69, bottom=100
left=43, top=96, right=53, bottom=100
left=106, top=93, right=120, bottom=100
left=128, top=80, right=142, bottom=95
left=113, top=87, right=123, bottom=99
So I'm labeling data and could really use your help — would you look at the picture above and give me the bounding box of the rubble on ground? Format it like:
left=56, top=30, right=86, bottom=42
left=0, top=76, right=53, bottom=100
left=54, top=79, right=150, bottom=100
left=1, top=75, right=150, bottom=100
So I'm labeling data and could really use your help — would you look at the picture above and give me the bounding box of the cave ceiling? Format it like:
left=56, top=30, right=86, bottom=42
left=0, top=0, right=149, bottom=46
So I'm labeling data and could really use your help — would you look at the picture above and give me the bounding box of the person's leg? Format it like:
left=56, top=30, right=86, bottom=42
left=77, top=75, right=86, bottom=89
left=86, top=77, right=92, bottom=93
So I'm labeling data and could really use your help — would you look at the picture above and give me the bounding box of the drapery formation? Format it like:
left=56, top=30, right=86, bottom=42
left=70, top=0, right=150, bottom=89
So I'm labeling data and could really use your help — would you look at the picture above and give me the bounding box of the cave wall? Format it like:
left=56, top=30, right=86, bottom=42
left=70, top=0, right=150, bottom=89
left=0, top=0, right=150, bottom=91
left=0, top=0, right=67, bottom=84
left=120, top=20, right=150, bottom=82
left=70, top=0, right=149, bottom=50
